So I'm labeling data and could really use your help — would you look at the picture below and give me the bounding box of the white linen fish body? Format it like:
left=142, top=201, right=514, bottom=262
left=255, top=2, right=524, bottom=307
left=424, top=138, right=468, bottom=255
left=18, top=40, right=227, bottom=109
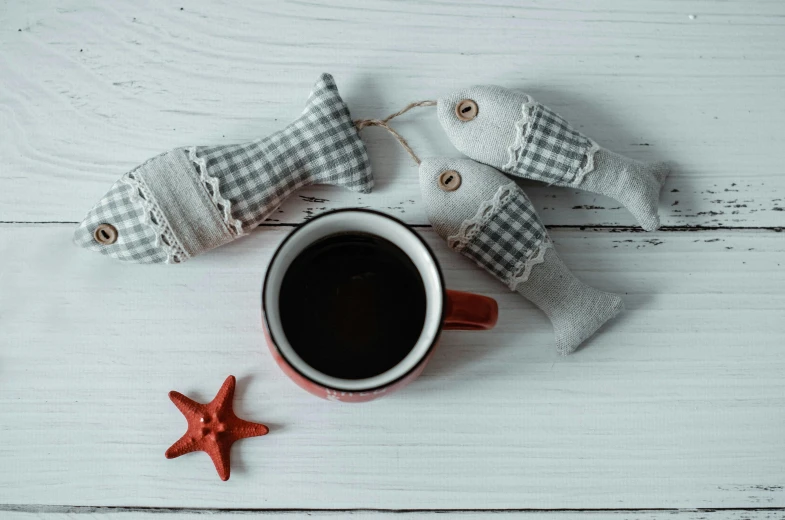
left=437, top=85, right=669, bottom=231
left=420, top=156, right=623, bottom=354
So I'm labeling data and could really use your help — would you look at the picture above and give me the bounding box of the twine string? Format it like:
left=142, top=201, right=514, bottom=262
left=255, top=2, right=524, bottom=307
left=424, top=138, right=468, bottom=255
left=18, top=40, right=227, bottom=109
left=354, top=100, right=437, bottom=165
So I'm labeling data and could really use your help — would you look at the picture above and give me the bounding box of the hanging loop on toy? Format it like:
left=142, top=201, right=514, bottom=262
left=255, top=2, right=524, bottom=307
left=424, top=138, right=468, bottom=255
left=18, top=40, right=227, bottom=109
left=354, top=100, right=436, bottom=165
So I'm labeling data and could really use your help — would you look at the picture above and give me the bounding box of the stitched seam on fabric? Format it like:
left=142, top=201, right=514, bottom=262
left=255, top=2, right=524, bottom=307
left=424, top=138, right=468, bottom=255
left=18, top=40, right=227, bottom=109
left=447, top=181, right=519, bottom=252
left=189, top=146, right=246, bottom=236
left=503, top=97, right=599, bottom=187
left=572, top=140, right=600, bottom=186
left=508, top=239, right=552, bottom=290
left=503, top=95, right=536, bottom=172
left=121, top=173, right=188, bottom=264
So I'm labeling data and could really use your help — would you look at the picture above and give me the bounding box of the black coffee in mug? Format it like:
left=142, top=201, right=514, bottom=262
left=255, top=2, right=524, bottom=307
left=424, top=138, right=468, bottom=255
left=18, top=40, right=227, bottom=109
left=279, top=232, right=427, bottom=380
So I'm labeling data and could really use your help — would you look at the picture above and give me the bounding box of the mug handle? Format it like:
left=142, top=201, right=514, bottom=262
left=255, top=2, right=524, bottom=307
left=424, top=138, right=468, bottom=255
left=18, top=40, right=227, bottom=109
left=443, top=290, right=498, bottom=331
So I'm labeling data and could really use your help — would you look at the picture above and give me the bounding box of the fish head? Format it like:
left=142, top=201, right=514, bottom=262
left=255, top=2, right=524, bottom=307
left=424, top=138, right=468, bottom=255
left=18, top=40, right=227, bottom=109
left=418, top=156, right=512, bottom=239
left=437, top=85, right=528, bottom=168
left=73, top=173, right=173, bottom=264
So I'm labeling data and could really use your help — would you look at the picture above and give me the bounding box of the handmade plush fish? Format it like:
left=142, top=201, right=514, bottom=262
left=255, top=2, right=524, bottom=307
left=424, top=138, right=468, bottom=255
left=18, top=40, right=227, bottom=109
left=420, top=157, right=623, bottom=354
left=74, top=73, right=372, bottom=264
left=437, top=85, right=670, bottom=231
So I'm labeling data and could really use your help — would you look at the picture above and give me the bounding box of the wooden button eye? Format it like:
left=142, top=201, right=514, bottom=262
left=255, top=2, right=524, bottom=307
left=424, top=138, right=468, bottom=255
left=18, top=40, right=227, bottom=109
left=438, top=170, right=462, bottom=192
left=455, top=99, right=478, bottom=121
left=94, top=223, right=118, bottom=245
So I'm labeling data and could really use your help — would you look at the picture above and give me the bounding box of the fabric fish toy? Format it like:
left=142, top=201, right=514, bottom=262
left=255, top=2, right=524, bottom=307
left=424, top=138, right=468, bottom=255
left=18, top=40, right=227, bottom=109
left=419, top=156, right=623, bottom=354
left=74, top=73, right=372, bottom=264
left=437, top=85, right=670, bottom=231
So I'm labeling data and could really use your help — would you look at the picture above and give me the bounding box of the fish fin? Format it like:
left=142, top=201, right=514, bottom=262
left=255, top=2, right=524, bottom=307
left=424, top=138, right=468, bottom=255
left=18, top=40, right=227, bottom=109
left=579, top=150, right=671, bottom=231
left=517, top=247, right=624, bottom=354
left=300, top=73, right=373, bottom=194
left=550, top=283, right=624, bottom=355
left=621, top=160, right=670, bottom=232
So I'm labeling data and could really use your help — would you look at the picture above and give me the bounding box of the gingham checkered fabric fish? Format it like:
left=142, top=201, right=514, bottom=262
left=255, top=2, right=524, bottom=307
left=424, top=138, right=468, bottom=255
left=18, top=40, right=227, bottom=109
left=437, top=85, right=670, bottom=231
left=507, top=102, right=593, bottom=186
left=74, top=73, right=372, bottom=264
left=450, top=190, right=549, bottom=286
left=420, top=157, right=623, bottom=354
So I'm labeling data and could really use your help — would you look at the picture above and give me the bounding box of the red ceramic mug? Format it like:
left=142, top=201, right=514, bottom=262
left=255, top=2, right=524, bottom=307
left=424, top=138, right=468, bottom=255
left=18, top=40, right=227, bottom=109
left=262, top=209, right=498, bottom=403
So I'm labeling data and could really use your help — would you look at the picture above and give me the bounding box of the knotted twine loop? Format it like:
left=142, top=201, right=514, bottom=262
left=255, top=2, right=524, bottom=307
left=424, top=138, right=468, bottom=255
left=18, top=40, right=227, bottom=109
left=354, top=100, right=437, bottom=165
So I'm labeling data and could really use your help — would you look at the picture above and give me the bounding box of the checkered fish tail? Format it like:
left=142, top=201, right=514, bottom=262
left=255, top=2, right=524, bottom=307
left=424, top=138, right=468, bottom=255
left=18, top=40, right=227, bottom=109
left=74, top=73, right=373, bottom=264
left=193, top=73, right=372, bottom=232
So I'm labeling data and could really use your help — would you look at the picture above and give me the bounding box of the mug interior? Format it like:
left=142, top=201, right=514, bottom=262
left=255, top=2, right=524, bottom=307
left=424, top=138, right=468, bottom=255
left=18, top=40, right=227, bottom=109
left=263, top=210, right=444, bottom=392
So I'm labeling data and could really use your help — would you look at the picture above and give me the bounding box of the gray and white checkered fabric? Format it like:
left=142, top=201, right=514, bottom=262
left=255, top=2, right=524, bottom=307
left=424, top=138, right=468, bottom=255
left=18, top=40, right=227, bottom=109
left=507, top=102, right=593, bottom=185
left=457, top=187, right=548, bottom=286
left=72, top=173, right=170, bottom=264
left=194, top=73, right=372, bottom=231
left=73, top=73, right=372, bottom=264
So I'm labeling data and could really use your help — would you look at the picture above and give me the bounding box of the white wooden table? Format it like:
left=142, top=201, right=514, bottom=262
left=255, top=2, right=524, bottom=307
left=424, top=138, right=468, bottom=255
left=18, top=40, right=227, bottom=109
left=2, top=1, right=784, bottom=519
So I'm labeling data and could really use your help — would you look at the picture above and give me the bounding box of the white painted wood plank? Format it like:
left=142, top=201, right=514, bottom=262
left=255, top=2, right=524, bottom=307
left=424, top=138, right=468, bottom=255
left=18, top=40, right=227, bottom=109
left=2, top=1, right=785, bottom=227
left=4, top=509, right=785, bottom=520
left=1, top=225, right=784, bottom=509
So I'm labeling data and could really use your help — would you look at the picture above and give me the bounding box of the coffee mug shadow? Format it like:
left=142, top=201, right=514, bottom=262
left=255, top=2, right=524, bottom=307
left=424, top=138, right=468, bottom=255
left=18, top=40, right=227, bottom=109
left=416, top=291, right=542, bottom=384
left=425, top=330, right=513, bottom=379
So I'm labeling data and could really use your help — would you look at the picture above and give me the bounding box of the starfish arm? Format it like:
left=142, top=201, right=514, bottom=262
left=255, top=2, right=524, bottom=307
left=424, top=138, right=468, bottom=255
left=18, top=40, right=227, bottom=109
left=169, top=391, right=205, bottom=417
left=166, top=376, right=268, bottom=481
left=206, top=439, right=233, bottom=481
left=165, top=433, right=200, bottom=459
left=229, top=418, right=270, bottom=441
left=212, top=375, right=236, bottom=412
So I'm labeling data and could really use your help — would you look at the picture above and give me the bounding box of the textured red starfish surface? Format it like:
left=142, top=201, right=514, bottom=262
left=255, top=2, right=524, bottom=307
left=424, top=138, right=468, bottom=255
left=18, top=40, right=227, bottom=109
left=165, top=375, right=269, bottom=481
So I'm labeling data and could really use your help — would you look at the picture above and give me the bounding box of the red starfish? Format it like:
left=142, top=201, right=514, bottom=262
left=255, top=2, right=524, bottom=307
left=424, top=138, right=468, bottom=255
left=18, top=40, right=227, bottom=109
left=165, top=375, right=269, bottom=481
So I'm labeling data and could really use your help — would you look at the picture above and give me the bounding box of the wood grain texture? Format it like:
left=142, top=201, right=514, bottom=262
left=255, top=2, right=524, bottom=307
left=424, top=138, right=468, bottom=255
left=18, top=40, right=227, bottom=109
left=2, top=1, right=785, bottom=227
left=5, top=509, right=785, bottom=520
left=3, top=0, right=785, bottom=513
left=1, top=225, right=783, bottom=509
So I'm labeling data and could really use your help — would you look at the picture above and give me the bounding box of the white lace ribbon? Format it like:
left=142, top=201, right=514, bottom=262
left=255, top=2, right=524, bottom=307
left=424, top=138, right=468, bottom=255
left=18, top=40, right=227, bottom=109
left=188, top=147, right=245, bottom=236
left=448, top=182, right=519, bottom=252
left=508, top=239, right=551, bottom=290
left=121, top=173, right=189, bottom=264
left=447, top=182, right=551, bottom=289
left=503, top=95, right=599, bottom=186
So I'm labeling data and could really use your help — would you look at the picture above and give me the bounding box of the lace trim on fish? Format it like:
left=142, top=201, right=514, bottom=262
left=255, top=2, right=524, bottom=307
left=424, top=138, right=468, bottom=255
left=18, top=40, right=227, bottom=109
left=447, top=182, right=519, bottom=252
left=189, top=147, right=246, bottom=236
left=502, top=95, right=534, bottom=173
left=121, top=172, right=188, bottom=264
left=572, top=141, right=600, bottom=185
left=503, top=95, right=600, bottom=186
left=508, top=239, right=552, bottom=290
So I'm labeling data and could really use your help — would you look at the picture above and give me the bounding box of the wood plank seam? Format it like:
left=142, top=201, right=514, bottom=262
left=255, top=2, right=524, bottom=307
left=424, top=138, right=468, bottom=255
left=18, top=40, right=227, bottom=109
left=1, top=222, right=783, bottom=232
left=3, top=505, right=785, bottom=514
